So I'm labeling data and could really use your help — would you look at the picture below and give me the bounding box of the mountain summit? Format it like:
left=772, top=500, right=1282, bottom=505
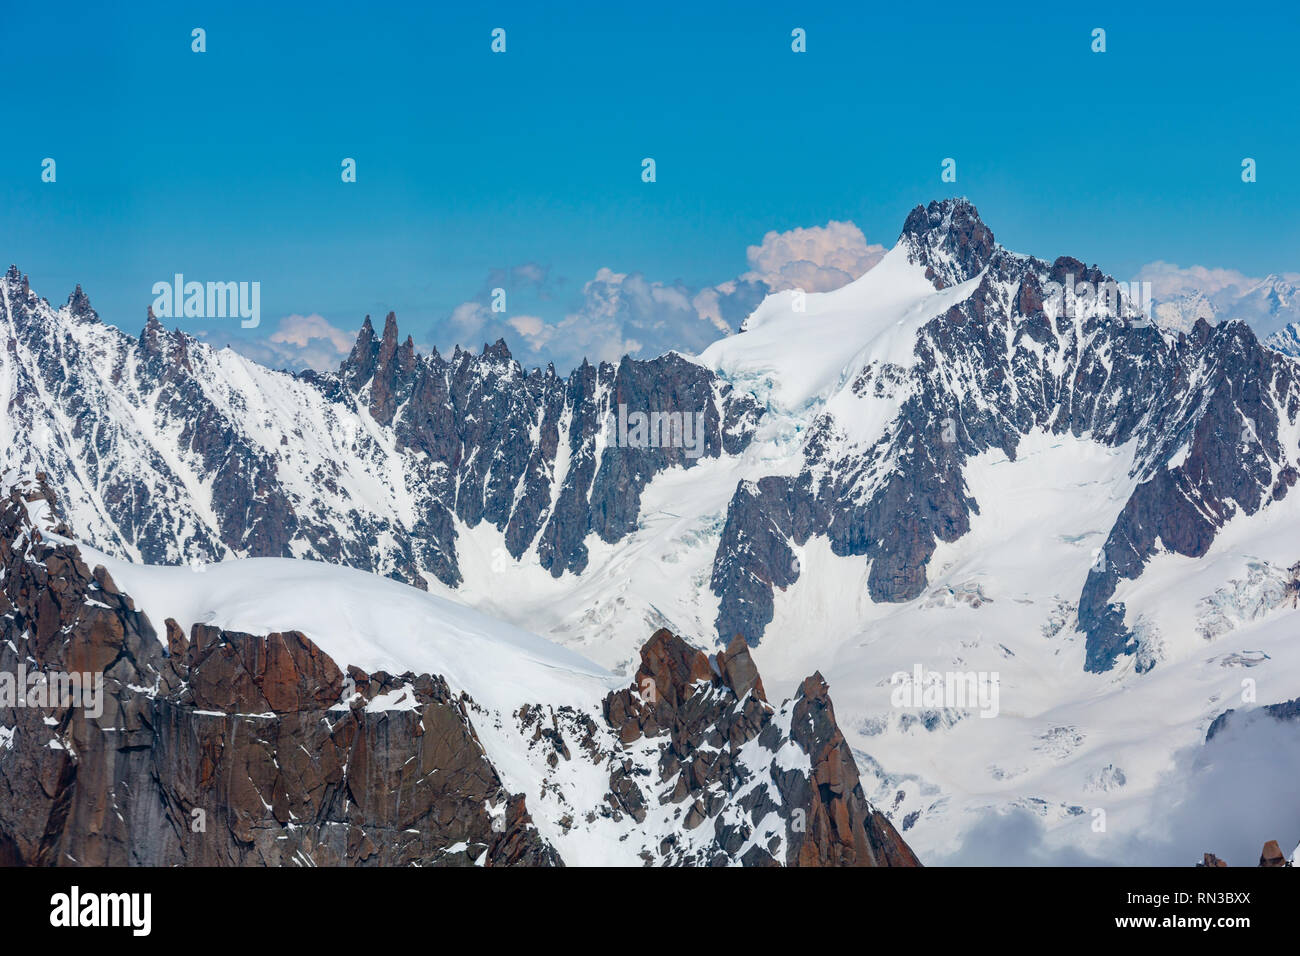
left=899, top=197, right=997, bottom=289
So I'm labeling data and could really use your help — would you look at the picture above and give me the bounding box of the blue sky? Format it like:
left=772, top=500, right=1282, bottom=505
left=3, top=0, right=1296, bottom=371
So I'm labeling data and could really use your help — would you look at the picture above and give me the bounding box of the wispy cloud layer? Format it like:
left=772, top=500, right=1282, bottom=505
left=429, top=221, right=884, bottom=372
left=224, top=313, right=355, bottom=372
left=1136, top=261, right=1300, bottom=338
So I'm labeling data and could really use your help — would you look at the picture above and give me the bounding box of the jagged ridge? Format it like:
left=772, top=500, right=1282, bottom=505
left=0, top=477, right=918, bottom=866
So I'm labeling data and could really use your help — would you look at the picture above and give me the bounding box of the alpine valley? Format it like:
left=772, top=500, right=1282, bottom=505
left=2, top=199, right=1298, bottom=866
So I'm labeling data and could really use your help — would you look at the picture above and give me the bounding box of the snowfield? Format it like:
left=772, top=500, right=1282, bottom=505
left=74, top=545, right=617, bottom=714
left=8, top=199, right=1300, bottom=865
left=49, top=536, right=829, bottom=867
left=55, top=424, right=1300, bottom=865
left=745, top=431, right=1300, bottom=865
left=697, top=244, right=984, bottom=413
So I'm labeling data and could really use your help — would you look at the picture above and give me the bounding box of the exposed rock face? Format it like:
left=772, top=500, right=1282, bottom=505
left=708, top=200, right=1300, bottom=670
left=1196, top=842, right=1293, bottom=867
left=600, top=631, right=919, bottom=866
left=0, top=480, right=918, bottom=867
left=788, top=672, right=919, bottom=867
left=0, top=478, right=556, bottom=866
left=0, top=269, right=759, bottom=596
left=1206, top=695, right=1300, bottom=742
left=902, top=197, right=997, bottom=290
left=1259, top=840, right=1289, bottom=866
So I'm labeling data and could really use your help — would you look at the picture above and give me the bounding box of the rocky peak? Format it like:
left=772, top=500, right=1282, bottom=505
left=715, top=633, right=765, bottom=701
left=1260, top=840, right=1290, bottom=866
left=634, top=628, right=713, bottom=710
left=482, top=337, right=513, bottom=362
left=787, top=670, right=919, bottom=866
left=2, top=264, right=31, bottom=300
left=365, top=312, right=417, bottom=424
left=900, top=197, right=996, bottom=290
left=1197, top=840, right=1294, bottom=867
left=357, top=313, right=375, bottom=341
left=139, top=309, right=193, bottom=373
left=600, top=628, right=919, bottom=866
left=340, top=315, right=379, bottom=389
left=379, top=310, right=400, bottom=354
left=66, top=284, right=96, bottom=323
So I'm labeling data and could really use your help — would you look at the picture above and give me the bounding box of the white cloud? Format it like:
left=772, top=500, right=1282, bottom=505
left=512, top=262, right=547, bottom=286
left=691, top=281, right=744, bottom=333
left=432, top=219, right=887, bottom=372
left=932, top=710, right=1300, bottom=866
left=225, top=313, right=355, bottom=372
left=269, top=313, right=354, bottom=354
left=450, top=301, right=490, bottom=335
left=550, top=269, right=723, bottom=364
left=1135, top=262, right=1300, bottom=338
left=743, top=220, right=886, bottom=293
left=506, top=314, right=554, bottom=351
left=1136, top=261, right=1259, bottom=299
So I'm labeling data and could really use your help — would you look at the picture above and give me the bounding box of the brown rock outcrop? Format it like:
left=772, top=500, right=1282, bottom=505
left=1, top=481, right=919, bottom=868
left=787, top=672, right=920, bottom=867
left=1196, top=841, right=1293, bottom=867
left=0, top=479, right=557, bottom=867
left=601, top=628, right=920, bottom=867
left=1259, top=840, right=1289, bottom=867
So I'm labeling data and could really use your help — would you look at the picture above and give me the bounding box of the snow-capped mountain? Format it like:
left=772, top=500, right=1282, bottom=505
left=1236, top=273, right=1300, bottom=335
left=4, top=198, right=1299, bottom=864
left=0, top=264, right=760, bottom=657
left=1151, top=289, right=1217, bottom=333
left=0, top=476, right=916, bottom=866
left=5, top=202, right=1296, bottom=677
left=1152, top=272, right=1300, bottom=339
left=703, top=201, right=1300, bottom=677
left=1267, top=320, right=1300, bottom=357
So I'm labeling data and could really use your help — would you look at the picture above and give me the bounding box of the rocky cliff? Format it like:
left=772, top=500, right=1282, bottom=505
left=0, top=478, right=917, bottom=867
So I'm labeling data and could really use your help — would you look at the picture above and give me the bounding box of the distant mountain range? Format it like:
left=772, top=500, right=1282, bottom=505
left=1146, top=270, right=1300, bottom=360
left=1150, top=272, right=1300, bottom=340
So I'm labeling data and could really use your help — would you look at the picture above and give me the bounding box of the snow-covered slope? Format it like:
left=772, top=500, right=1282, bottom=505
left=33, top=511, right=906, bottom=867
left=5, top=198, right=1299, bottom=865
left=74, top=545, right=617, bottom=715
left=698, top=243, right=983, bottom=413
left=61, top=540, right=637, bottom=864
left=748, top=432, right=1300, bottom=864
left=1267, top=320, right=1300, bottom=358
